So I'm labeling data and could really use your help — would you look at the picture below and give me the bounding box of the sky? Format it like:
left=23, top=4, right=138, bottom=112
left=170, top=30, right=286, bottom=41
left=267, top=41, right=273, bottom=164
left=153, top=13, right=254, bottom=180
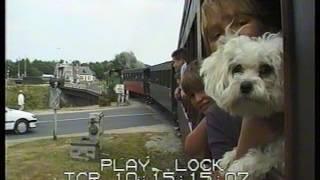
left=5, top=0, right=184, bottom=65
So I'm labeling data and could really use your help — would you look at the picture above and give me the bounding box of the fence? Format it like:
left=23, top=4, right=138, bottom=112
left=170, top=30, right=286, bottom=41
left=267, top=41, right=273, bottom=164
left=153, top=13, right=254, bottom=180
left=64, top=82, right=104, bottom=95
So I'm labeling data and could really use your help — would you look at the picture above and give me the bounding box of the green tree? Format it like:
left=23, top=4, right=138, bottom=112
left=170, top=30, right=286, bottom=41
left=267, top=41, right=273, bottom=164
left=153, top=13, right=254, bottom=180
left=72, top=60, right=81, bottom=65
left=81, top=63, right=89, bottom=66
left=32, top=59, right=56, bottom=74
left=89, top=62, right=105, bottom=80
left=109, top=51, right=145, bottom=70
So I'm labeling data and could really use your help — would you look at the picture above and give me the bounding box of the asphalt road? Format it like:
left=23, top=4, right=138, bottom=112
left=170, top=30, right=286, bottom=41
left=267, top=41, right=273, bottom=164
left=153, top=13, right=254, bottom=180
left=5, top=103, right=169, bottom=141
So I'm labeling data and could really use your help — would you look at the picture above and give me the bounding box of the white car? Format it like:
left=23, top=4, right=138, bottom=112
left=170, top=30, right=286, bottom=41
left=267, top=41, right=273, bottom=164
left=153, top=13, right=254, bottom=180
left=5, top=107, right=38, bottom=134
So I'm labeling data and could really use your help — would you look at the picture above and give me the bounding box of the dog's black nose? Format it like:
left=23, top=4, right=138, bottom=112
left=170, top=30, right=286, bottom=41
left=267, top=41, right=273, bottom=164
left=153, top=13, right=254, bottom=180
left=240, top=81, right=253, bottom=94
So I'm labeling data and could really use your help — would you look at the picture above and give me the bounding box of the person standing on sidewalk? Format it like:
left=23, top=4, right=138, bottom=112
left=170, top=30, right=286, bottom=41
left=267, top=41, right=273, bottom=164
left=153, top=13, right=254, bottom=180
left=18, top=90, right=25, bottom=110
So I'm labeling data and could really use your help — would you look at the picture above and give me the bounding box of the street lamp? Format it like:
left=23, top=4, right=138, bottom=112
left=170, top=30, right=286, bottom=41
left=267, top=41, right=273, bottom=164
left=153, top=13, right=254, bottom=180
left=6, top=69, right=10, bottom=105
left=56, top=48, right=62, bottom=63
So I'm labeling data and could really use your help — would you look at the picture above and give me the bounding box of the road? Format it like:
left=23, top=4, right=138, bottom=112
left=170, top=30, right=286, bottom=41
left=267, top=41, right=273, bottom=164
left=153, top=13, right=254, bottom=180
left=5, top=102, right=171, bottom=141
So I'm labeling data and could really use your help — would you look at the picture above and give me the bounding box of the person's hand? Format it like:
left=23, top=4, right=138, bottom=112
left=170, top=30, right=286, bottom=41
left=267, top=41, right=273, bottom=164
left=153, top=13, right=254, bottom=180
left=174, top=87, right=181, bottom=100
left=181, top=89, right=187, bottom=99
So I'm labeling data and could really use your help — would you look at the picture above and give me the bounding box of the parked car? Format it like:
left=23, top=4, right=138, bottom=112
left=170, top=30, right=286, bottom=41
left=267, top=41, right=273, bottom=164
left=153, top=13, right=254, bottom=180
left=5, top=107, right=38, bottom=134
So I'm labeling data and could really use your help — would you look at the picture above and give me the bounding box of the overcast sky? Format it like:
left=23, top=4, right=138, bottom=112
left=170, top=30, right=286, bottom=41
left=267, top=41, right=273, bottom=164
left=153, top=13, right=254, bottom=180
left=5, top=0, right=184, bottom=65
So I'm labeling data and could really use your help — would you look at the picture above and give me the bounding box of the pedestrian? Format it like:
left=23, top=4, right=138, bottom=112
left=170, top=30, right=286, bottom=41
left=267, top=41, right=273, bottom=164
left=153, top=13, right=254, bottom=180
left=18, top=90, right=25, bottom=110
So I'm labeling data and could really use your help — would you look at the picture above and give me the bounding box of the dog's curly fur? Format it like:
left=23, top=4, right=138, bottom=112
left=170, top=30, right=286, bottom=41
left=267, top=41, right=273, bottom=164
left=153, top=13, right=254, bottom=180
left=200, top=32, right=284, bottom=179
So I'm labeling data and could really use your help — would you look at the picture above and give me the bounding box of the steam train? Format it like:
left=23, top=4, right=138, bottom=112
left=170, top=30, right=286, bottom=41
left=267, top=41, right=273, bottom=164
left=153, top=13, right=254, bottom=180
left=123, top=0, right=314, bottom=179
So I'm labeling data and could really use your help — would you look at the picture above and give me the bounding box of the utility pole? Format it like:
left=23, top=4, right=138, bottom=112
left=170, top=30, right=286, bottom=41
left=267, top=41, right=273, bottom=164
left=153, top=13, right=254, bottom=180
left=49, top=78, right=62, bottom=140
left=24, top=58, right=27, bottom=77
left=17, top=59, right=20, bottom=78
left=6, top=69, right=9, bottom=105
left=53, top=108, right=57, bottom=140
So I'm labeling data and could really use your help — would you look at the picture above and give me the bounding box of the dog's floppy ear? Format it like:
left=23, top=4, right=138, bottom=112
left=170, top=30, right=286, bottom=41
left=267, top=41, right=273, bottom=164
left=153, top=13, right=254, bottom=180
left=200, top=47, right=230, bottom=102
left=213, top=55, right=230, bottom=93
left=260, top=32, right=283, bottom=74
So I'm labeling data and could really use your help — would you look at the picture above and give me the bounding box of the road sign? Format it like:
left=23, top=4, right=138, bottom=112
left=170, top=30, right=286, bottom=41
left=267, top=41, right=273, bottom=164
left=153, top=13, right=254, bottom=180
left=49, top=88, right=61, bottom=109
left=113, top=84, right=125, bottom=94
left=49, top=87, right=62, bottom=140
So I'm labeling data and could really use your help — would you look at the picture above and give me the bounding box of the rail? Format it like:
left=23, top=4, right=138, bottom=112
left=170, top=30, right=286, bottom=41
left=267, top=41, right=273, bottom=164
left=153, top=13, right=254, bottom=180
left=64, top=82, right=104, bottom=95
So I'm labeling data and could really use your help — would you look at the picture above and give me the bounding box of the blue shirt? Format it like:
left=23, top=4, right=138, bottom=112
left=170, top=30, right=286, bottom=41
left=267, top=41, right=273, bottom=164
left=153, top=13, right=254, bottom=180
left=206, top=104, right=242, bottom=160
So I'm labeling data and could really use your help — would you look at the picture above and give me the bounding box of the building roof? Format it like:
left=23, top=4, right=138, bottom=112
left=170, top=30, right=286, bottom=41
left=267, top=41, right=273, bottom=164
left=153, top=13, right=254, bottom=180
left=79, top=66, right=96, bottom=76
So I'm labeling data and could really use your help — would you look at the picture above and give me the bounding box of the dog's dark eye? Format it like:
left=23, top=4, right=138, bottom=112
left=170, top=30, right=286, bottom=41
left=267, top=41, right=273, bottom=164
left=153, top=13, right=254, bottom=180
left=259, top=64, right=274, bottom=76
left=232, top=64, right=243, bottom=74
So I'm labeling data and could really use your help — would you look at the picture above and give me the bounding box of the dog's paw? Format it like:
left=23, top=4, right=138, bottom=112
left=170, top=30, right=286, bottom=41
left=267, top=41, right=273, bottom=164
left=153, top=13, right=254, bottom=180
left=228, top=149, right=266, bottom=179
left=226, top=145, right=283, bottom=180
left=218, top=148, right=237, bottom=171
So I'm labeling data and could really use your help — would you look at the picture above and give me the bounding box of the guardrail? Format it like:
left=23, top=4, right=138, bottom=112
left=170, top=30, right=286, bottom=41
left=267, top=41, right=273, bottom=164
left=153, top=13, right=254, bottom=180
left=64, top=82, right=104, bottom=95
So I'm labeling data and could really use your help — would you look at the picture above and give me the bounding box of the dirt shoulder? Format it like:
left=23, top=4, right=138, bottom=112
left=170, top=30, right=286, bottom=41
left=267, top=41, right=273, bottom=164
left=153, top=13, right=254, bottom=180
left=5, top=125, right=186, bottom=180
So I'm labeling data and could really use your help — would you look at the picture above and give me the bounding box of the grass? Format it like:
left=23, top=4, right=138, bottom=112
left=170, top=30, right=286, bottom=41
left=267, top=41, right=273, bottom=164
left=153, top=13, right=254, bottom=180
left=6, top=132, right=189, bottom=180
left=6, top=85, right=49, bottom=110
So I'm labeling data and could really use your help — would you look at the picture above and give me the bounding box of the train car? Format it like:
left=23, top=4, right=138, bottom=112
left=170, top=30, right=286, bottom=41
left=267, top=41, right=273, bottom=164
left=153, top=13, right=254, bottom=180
left=149, top=61, right=176, bottom=114
left=122, top=68, right=150, bottom=96
left=176, top=0, right=315, bottom=179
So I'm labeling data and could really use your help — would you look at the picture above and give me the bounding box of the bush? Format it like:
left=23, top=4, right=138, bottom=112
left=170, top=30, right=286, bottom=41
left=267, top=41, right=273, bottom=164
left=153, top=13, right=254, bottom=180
left=6, top=85, right=49, bottom=110
left=98, top=89, right=119, bottom=107
left=22, top=77, right=45, bottom=84
left=98, top=93, right=111, bottom=107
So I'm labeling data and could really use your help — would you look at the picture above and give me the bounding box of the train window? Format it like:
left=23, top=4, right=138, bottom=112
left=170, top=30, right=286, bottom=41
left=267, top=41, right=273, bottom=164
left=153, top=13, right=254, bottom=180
left=167, top=70, right=171, bottom=88
left=175, top=0, right=315, bottom=179
left=161, top=71, right=164, bottom=87
left=158, top=71, right=161, bottom=84
left=164, top=70, right=170, bottom=88
left=163, top=70, right=169, bottom=87
left=157, top=71, right=160, bottom=84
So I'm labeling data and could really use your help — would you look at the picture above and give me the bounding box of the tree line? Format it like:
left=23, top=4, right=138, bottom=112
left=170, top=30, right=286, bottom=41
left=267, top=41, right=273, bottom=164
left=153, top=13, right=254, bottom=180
left=5, top=51, right=146, bottom=80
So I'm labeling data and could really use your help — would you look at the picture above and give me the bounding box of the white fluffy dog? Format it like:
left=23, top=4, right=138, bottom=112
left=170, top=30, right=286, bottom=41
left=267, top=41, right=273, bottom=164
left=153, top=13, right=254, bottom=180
left=200, top=32, right=284, bottom=180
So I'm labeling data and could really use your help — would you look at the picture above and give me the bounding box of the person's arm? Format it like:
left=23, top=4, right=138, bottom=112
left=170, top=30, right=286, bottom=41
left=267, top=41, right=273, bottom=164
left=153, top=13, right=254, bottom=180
left=235, top=114, right=283, bottom=160
left=206, top=106, right=241, bottom=161
left=174, top=87, right=181, bottom=100
left=184, top=119, right=210, bottom=157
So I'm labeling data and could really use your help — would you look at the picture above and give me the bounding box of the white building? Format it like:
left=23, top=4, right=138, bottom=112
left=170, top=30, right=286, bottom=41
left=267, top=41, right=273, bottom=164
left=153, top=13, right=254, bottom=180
left=54, top=63, right=75, bottom=82
left=79, top=66, right=96, bottom=82
left=54, top=63, right=96, bottom=83
left=41, top=74, right=55, bottom=81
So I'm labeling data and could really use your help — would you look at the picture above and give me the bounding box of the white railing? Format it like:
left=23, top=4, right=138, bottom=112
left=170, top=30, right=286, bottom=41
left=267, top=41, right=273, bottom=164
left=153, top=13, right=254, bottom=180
left=64, top=82, right=104, bottom=95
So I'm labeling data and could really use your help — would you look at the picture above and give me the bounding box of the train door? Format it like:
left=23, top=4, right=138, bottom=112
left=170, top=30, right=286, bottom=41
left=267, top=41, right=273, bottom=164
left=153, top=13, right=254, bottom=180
left=282, top=0, right=315, bottom=179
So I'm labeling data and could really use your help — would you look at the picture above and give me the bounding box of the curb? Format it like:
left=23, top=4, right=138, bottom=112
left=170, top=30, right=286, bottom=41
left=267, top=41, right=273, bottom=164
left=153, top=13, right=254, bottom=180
left=5, top=124, right=175, bottom=147
left=30, top=100, right=142, bottom=115
left=32, top=105, right=132, bottom=115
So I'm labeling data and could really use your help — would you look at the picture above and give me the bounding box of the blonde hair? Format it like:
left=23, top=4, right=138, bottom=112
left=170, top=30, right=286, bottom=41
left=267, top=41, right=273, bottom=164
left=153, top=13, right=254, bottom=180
left=201, top=0, right=281, bottom=55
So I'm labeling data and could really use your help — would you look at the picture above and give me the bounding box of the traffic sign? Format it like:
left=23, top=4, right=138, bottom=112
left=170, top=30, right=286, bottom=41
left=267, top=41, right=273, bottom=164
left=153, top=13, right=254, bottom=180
left=113, top=84, right=125, bottom=94
left=49, top=88, right=61, bottom=109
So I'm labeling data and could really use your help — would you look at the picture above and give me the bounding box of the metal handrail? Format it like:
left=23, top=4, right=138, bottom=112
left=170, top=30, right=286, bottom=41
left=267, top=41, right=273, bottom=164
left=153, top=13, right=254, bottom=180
left=64, top=83, right=103, bottom=95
